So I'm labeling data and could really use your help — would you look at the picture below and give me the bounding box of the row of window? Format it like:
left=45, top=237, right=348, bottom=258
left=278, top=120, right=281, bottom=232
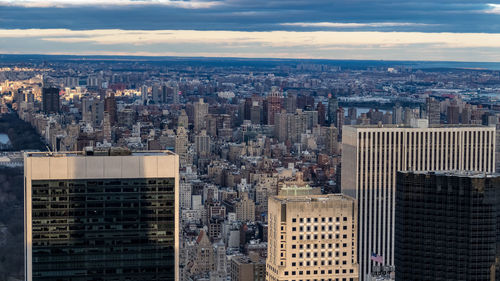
left=291, top=251, right=348, bottom=259
left=284, top=268, right=354, bottom=276
left=292, top=217, right=348, bottom=223
left=291, top=242, right=349, bottom=250
left=290, top=233, right=349, bottom=241
left=292, top=225, right=349, bottom=232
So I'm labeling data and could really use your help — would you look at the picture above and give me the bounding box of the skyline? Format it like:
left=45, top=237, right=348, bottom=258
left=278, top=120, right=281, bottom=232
left=1, top=0, right=500, bottom=61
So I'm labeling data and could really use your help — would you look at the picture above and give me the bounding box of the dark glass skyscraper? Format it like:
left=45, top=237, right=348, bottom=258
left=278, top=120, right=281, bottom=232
left=24, top=150, right=179, bottom=281
left=395, top=171, right=500, bottom=281
left=42, top=87, right=60, bottom=114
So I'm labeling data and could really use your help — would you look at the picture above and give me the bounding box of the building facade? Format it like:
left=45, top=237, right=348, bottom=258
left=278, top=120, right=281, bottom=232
left=42, top=87, right=60, bottom=114
left=341, top=124, right=496, bottom=280
left=395, top=171, right=500, bottom=281
left=24, top=150, right=179, bottom=281
left=266, top=189, right=358, bottom=281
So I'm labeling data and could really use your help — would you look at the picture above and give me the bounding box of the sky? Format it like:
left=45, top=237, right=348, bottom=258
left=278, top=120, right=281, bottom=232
left=1, top=0, right=500, bottom=62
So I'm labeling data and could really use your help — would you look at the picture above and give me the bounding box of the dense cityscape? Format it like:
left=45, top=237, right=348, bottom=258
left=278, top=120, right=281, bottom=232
left=1, top=55, right=500, bottom=280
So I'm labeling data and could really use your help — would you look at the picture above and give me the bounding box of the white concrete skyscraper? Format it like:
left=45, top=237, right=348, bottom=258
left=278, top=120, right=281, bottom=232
left=341, top=124, right=496, bottom=280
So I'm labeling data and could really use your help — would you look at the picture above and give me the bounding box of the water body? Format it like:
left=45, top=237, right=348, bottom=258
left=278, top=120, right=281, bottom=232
left=0, top=134, right=10, bottom=145
left=343, top=107, right=388, bottom=118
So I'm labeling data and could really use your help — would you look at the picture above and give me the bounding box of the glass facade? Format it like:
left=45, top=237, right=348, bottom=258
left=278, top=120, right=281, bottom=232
left=31, top=178, right=175, bottom=281
left=395, top=172, right=500, bottom=281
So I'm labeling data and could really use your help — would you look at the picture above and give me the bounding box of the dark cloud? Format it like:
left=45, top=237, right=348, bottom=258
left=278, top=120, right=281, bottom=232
left=0, top=0, right=499, bottom=33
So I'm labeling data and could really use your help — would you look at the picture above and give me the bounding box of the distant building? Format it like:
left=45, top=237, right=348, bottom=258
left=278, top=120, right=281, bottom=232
left=231, top=253, right=266, bottom=281
left=194, top=98, right=209, bottom=132
left=426, top=97, right=440, bottom=124
left=395, top=171, right=500, bottom=281
left=267, top=86, right=283, bottom=125
left=266, top=189, right=359, bottom=281
left=24, top=150, right=179, bottom=281
left=42, top=87, right=60, bottom=114
left=327, top=94, right=338, bottom=126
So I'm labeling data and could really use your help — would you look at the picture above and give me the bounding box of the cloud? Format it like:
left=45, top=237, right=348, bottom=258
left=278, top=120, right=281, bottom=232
left=280, top=22, right=435, bottom=28
left=0, top=28, right=496, bottom=49
left=2, top=28, right=500, bottom=62
left=0, top=0, right=220, bottom=9
left=486, top=3, right=500, bottom=14
left=0, top=0, right=499, bottom=33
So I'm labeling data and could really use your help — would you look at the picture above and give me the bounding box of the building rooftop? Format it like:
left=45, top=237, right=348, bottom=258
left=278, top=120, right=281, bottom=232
left=25, top=148, right=176, bottom=158
left=345, top=123, right=491, bottom=129
left=400, top=170, right=500, bottom=179
left=273, top=193, right=354, bottom=203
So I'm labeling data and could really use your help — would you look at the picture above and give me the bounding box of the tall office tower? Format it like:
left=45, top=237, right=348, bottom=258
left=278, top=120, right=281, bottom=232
left=178, top=109, right=189, bottom=129
left=426, top=97, right=441, bottom=125
left=266, top=186, right=359, bottom=281
left=42, top=87, right=60, bottom=114
left=447, top=102, right=460, bottom=124
left=403, top=107, right=414, bottom=126
left=336, top=107, right=345, bottom=137
left=141, top=85, right=148, bottom=103
left=285, top=93, right=297, bottom=114
left=195, top=130, right=211, bottom=160
left=274, top=110, right=288, bottom=142
left=172, top=86, right=180, bottom=104
left=328, top=94, right=339, bottom=126
left=175, top=126, right=189, bottom=166
left=392, top=105, right=403, bottom=125
left=104, top=92, right=117, bottom=125
left=267, top=86, right=283, bottom=125
left=24, top=149, right=179, bottom=281
left=341, top=124, right=496, bottom=281
left=317, top=102, right=326, bottom=126
left=102, top=112, right=112, bottom=143
left=395, top=171, right=500, bottom=281
left=325, top=124, right=339, bottom=155
left=194, top=98, right=209, bottom=133
left=161, top=84, right=168, bottom=104
left=152, top=84, right=162, bottom=104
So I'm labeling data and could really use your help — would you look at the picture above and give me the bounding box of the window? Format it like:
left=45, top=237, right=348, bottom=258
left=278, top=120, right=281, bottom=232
left=292, top=218, right=297, bottom=223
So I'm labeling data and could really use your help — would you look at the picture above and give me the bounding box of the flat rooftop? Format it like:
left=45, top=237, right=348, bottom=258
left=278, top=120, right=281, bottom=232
left=345, top=124, right=491, bottom=129
left=400, top=170, right=500, bottom=179
left=25, top=150, right=176, bottom=158
left=273, top=193, right=355, bottom=203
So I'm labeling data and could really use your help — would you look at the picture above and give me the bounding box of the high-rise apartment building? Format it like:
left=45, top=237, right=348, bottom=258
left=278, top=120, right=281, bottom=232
left=42, top=87, right=60, bottom=114
left=194, top=98, right=209, bottom=133
left=395, top=171, right=500, bottom=281
left=24, top=149, right=179, bottom=281
left=341, top=124, right=496, bottom=280
left=267, top=86, right=283, bottom=125
left=266, top=186, right=359, bottom=281
left=426, top=97, right=440, bottom=125
left=328, top=94, right=339, bottom=126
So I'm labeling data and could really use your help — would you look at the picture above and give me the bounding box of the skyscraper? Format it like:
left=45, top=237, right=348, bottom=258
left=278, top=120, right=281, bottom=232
left=426, top=97, right=440, bottom=125
left=42, top=87, right=60, bottom=114
left=194, top=98, right=209, bottom=133
left=266, top=185, right=359, bottom=281
left=341, top=124, right=496, bottom=280
left=395, top=171, right=500, bottom=281
left=266, top=86, right=283, bottom=125
left=24, top=149, right=179, bottom=281
left=328, top=94, right=338, bottom=126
